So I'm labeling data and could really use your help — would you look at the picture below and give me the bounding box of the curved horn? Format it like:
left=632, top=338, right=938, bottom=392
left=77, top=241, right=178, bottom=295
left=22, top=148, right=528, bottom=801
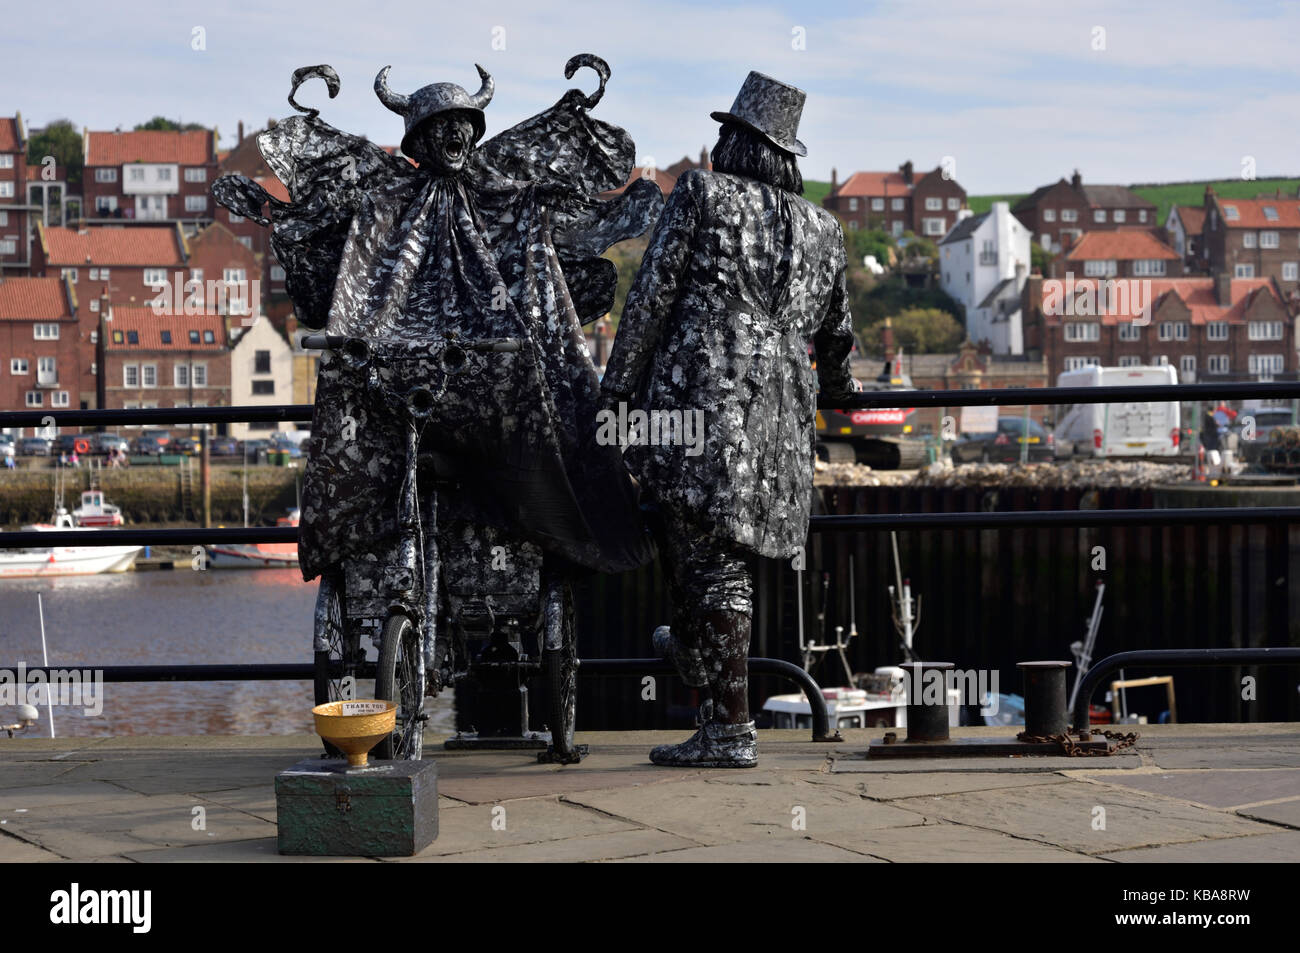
left=468, top=64, right=494, bottom=109
left=288, top=65, right=341, bottom=119
left=374, top=66, right=409, bottom=115
left=563, top=54, right=610, bottom=110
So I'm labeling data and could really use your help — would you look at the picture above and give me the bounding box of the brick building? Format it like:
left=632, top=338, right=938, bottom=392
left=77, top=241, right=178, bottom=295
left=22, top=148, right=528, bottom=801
left=1164, top=204, right=1206, bottom=269
left=1058, top=230, right=1182, bottom=279
left=82, top=128, right=219, bottom=227
left=217, top=125, right=291, bottom=318
left=185, top=221, right=262, bottom=321
left=823, top=161, right=967, bottom=238
left=1025, top=274, right=1294, bottom=383
left=0, top=115, right=35, bottom=271
left=1012, top=171, right=1157, bottom=254
left=1201, top=187, right=1300, bottom=296
left=103, top=307, right=231, bottom=417
left=893, top=341, right=1049, bottom=435
left=603, top=149, right=711, bottom=198
left=0, top=276, right=80, bottom=423
left=31, top=224, right=190, bottom=408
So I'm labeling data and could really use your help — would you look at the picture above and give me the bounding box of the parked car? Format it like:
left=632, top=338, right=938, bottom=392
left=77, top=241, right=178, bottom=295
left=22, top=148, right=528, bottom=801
left=268, top=436, right=303, bottom=459
left=0, top=435, right=15, bottom=455
left=209, top=437, right=240, bottom=456
left=142, top=429, right=173, bottom=449
left=241, top=439, right=270, bottom=460
left=171, top=436, right=202, bottom=455
left=951, top=417, right=1055, bottom=464
left=131, top=436, right=163, bottom=456
left=94, top=434, right=130, bottom=454
left=19, top=437, right=51, bottom=456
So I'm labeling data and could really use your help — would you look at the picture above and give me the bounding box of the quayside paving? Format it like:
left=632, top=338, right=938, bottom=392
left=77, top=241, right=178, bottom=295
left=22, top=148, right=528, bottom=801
left=0, top=725, right=1296, bottom=863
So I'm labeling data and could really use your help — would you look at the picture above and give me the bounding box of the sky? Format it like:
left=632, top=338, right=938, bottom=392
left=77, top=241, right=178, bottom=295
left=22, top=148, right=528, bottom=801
left=5, top=0, right=1299, bottom=194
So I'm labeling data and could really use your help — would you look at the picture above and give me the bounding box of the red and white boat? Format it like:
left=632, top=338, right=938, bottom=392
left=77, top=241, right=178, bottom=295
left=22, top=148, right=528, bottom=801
left=71, top=488, right=125, bottom=528
left=208, top=509, right=300, bottom=567
left=0, top=508, right=141, bottom=578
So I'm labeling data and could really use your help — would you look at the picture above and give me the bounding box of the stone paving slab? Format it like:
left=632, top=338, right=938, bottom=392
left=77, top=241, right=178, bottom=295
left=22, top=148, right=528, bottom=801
left=1073, top=768, right=1300, bottom=809
left=807, top=771, right=1073, bottom=800
left=123, top=837, right=380, bottom=863
left=399, top=797, right=643, bottom=858
left=613, top=836, right=882, bottom=863
left=1099, top=830, right=1300, bottom=862
left=407, top=828, right=697, bottom=863
left=1236, top=799, right=1300, bottom=829
left=811, top=822, right=1103, bottom=862
left=890, top=781, right=1275, bottom=854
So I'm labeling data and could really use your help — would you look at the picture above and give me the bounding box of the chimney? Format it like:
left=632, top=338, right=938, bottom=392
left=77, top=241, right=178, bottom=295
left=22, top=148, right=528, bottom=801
left=238, top=121, right=245, bottom=144
left=900, top=161, right=914, bottom=186
left=831, top=167, right=838, bottom=190
left=700, top=146, right=708, bottom=169
left=1071, top=169, right=1082, bottom=190
left=1215, top=272, right=1232, bottom=307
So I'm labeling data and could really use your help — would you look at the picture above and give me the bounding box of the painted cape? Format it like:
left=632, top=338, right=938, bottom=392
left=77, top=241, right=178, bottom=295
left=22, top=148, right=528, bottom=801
left=213, top=57, right=662, bottom=580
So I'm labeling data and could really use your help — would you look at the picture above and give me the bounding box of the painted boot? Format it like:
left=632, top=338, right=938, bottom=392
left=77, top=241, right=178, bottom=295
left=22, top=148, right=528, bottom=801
left=649, top=719, right=758, bottom=768
left=652, top=624, right=707, bottom=688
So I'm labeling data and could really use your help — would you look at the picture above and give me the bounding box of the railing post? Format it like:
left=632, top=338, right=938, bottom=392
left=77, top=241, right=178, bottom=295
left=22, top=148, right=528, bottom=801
left=201, top=429, right=211, bottom=528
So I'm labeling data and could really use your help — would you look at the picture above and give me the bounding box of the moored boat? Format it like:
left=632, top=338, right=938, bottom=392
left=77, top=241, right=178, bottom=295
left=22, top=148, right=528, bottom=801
left=0, top=508, right=141, bottom=578
left=71, top=488, right=125, bottom=528
left=208, top=509, right=300, bottom=567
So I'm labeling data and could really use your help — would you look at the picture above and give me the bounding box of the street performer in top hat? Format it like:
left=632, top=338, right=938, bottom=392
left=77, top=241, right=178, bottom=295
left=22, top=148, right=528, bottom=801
left=602, top=71, right=861, bottom=768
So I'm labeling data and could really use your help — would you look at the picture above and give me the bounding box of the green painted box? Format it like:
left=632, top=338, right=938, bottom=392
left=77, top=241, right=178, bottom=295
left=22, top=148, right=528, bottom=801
left=276, top=758, right=438, bottom=856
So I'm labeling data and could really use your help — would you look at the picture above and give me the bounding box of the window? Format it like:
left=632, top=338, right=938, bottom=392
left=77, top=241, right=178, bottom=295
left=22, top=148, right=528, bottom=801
left=174, top=364, right=189, bottom=387
left=1243, top=232, right=1257, bottom=248
left=0, top=211, right=7, bottom=226
left=1042, top=208, right=1056, bottom=222
left=1248, top=321, right=1284, bottom=341
left=129, top=167, right=145, bottom=182
left=184, top=168, right=207, bottom=183
left=96, top=196, right=118, bottom=214
left=192, top=364, right=207, bottom=386
left=1248, top=354, right=1284, bottom=377
left=1179, top=355, right=1197, bottom=376
left=52, top=391, right=69, bottom=407
left=871, top=198, right=884, bottom=211
left=237, top=236, right=252, bottom=250
left=89, top=268, right=99, bottom=280
left=891, top=221, right=903, bottom=237
left=1174, top=322, right=1189, bottom=341
left=144, top=268, right=168, bottom=286
left=90, top=299, right=100, bottom=313
left=1263, top=206, right=1279, bottom=221
left=1132, top=259, right=1167, bottom=276
left=111, top=329, right=123, bottom=344
left=925, top=197, right=942, bottom=211
left=160, top=330, right=172, bottom=344
left=1138, top=210, right=1148, bottom=223
left=124, top=365, right=139, bottom=387
left=1118, top=355, right=1142, bottom=367
left=142, top=364, right=157, bottom=387
left=157, top=167, right=172, bottom=181
left=126, top=330, right=138, bottom=345
left=1207, top=354, right=1230, bottom=374
left=1235, top=264, right=1255, bottom=278
left=252, top=380, right=275, bottom=395
left=223, top=268, right=247, bottom=284
left=1260, top=231, right=1279, bottom=248
left=1223, top=205, right=1239, bottom=220
left=1064, top=322, right=1100, bottom=342
left=11, top=358, right=28, bottom=374
left=202, top=330, right=215, bottom=344
left=25, top=391, right=41, bottom=407
left=1083, top=260, right=1117, bottom=277
left=847, top=198, right=858, bottom=211
left=1207, top=321, right=1229, bottom=341
left=947, top=198, right=960, bottom=211
left=1283, top=262, right=1298, bottom=281
left=1114, top=209, right=1126, bottom=223
left=228, top=212, right=244, bottom=224
left=0, top=239, right=14, bottom=254
left=1118, top=322, right=1141, bottom=341
left=270, top=265, right=285, bottom=282
left=0, top=181, right=13, bottom=198
left=33, top=323, right=60, bottom=340
left=923, top=218, right=945, bottom=236
left=1158, top=322, right=1174, bottom=341
left=95, top=168, right=118, bottom=183
left=254, top=350, right=271, bottom=374
left=188, top=330, right=200, bottom=344
left=0, top=154, right=12, bottom=168
left=184, top=195, right=207, bottom=213
left=1061, top=209, right=1078, bottom=222
left=891, top=198, right=904, bottom=211
left=1094, top=210, right=1107, bottom=223
left=61, top=268, right=78, bottom=282
left=1064, top=356, right=1100, bottom=371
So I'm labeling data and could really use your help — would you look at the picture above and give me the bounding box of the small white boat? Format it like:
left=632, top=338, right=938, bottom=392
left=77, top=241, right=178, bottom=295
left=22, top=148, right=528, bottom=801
left=71, top=488, right=125, bottom=528
left=0, top=508, right=141, bottom=578
left=208, top=509, right=300, bottom=567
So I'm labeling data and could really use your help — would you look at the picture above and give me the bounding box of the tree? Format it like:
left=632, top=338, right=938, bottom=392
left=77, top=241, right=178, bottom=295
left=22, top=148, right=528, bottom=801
left=900, top=233, right=939, bottom=265
left=842, top=224, right=894, bottom=269
left=860, top=307, right=964, bottom=354
left=26, top=119, right=83, bottom=188
left=1030, top=242, right=1055, bottom=275
left=135, top=117, right=208, bottom=132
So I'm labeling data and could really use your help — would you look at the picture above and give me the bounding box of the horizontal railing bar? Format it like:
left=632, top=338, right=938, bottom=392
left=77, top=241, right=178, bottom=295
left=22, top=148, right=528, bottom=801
left=2, top=379, right=1299, bottom=430
left=6, top=506, right=1300, bottom=550
left=1072, top=647, right=1300, bottom=730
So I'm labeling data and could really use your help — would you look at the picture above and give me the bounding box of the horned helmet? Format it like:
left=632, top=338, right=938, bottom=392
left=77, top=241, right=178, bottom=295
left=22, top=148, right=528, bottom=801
left=374, top=64, right=494, bottom=172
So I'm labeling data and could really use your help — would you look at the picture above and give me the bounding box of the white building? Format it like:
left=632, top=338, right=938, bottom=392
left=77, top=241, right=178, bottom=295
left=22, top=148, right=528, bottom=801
left=939, top=202, right=1031, bottom=355
left=228, top=316, right=292, bottom=440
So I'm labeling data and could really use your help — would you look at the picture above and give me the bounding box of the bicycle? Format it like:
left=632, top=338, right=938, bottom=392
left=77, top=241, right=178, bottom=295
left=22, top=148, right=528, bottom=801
left=303, top=332, right=584, bottom=765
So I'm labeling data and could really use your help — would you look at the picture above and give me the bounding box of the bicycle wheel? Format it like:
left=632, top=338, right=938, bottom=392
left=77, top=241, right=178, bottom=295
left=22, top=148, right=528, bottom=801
left=375, top=612, right=425, bottom=761
left=312, top=573, right=352, bottom=758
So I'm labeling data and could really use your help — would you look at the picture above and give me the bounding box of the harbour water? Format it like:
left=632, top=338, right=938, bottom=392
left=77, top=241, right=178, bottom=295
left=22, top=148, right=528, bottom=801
left=0, top=568, right=455, bottom=738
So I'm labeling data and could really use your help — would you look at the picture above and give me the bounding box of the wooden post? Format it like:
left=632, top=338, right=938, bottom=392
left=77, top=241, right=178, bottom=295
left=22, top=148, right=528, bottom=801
left=201, top=429, right=211, bottom=528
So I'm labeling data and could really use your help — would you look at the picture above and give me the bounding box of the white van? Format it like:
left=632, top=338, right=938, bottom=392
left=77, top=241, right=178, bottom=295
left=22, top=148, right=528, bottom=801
left=1054, top=365, right=1181, bottom=457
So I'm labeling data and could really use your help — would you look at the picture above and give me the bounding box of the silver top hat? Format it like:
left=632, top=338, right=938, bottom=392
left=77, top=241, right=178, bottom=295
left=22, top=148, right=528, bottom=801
left=375, top=65, right=495, bottom=155
left=710, top=71, right=807, bottom=157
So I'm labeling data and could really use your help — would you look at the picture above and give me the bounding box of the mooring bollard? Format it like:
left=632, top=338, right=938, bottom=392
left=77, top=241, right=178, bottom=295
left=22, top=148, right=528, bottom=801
left=1018, top=661, right=1071, bottom=737
left=902, top=661, right=954, bottom=742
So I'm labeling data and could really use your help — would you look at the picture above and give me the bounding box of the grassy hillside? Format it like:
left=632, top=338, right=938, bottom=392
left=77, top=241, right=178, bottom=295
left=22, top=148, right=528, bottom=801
left=803, top=179, right=831, bottom=206
left=967, top=193, right=1027, bottom=215
left=1131, top=178, right=1300, bottom=225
